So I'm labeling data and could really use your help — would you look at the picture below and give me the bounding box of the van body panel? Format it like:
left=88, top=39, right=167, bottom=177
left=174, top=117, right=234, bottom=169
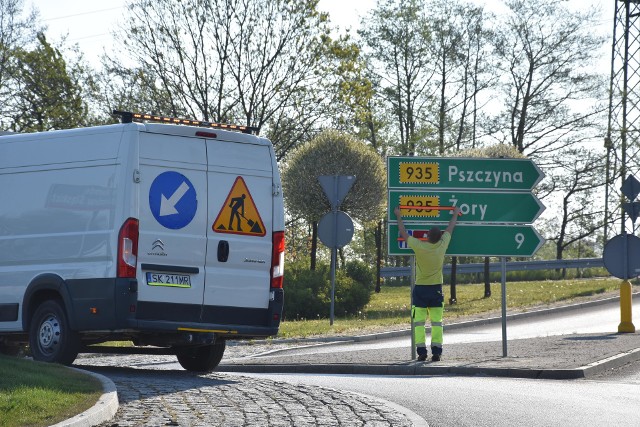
left=137, top=131, right=208, bottom=309
left=205, top=169, right=273, bottom=309
left=0, top=127, right=125, bottom=332
left=0, top=121, right=284, bottom=350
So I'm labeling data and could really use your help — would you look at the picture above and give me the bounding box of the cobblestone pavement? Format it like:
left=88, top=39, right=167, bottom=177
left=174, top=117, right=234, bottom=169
left=78, top=345, right=417, bottom=427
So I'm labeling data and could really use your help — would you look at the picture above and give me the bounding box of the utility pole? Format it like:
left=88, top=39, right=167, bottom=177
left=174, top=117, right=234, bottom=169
left=606, top=0, right=640, bottom=237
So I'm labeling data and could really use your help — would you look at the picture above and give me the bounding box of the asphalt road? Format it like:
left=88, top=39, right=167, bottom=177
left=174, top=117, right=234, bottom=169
left=226, top=297, right=640, bottom=427
left=79, top=296, right=640, bottom=426
left=227, top=371, right=640, bottom=427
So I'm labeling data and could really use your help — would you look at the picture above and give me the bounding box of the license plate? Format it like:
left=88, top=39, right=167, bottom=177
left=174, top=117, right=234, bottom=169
left=146, top=272, right=191, bottom=288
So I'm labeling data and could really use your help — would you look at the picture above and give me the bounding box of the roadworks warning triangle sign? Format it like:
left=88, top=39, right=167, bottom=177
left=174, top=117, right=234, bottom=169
left=212, top=176, right=266, bottom=236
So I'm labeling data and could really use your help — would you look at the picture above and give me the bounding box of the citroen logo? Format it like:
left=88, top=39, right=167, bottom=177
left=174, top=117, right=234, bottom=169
left=152, top=239, right=165, bottom=251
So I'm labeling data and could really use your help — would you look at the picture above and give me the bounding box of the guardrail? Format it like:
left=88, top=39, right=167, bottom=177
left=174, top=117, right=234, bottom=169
left=380, top=258, right=605, bottom=278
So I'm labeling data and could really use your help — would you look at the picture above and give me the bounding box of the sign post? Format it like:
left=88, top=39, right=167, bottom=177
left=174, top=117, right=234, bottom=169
left=318, top=175, right=356, bottom=326
left=387, top=156, right=545, bottom=359
left=604, top=174, right=640, bottom=333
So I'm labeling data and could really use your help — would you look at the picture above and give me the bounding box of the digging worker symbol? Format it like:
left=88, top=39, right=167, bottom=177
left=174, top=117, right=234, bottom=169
left=228, top=194, right=246, bottom=231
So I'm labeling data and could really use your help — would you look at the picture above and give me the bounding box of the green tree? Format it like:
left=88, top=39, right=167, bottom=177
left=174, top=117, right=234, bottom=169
left=9, top=33, right=88, bottom=132
left=0, top=0, right=38, bottom=129
left=282, top=129, right=386, bottom=269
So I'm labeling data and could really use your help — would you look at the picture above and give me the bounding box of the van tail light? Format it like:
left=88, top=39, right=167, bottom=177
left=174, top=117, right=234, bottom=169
left=118, top=218, right=139, bottom=278
left=271, top=231, right=285, bottom=288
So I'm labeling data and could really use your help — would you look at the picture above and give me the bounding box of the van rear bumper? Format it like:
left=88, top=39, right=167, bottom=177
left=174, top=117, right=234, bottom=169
left=128, top=319, right=279, bottom=339
left=130, top=288, right=284, bottom=339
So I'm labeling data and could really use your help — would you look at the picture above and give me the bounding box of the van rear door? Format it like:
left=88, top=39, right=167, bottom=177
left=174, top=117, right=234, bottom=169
left=203, top=136, right=274, bottom=326
left=136, top=130, right=208, bottom=323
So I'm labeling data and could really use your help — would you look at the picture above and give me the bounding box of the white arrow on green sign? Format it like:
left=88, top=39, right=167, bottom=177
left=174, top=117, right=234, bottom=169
left=388, top=223, right=545, bottom=257
left=388, top=190, right=545, bottom=224
left=387, top=156, right=544, bottom=190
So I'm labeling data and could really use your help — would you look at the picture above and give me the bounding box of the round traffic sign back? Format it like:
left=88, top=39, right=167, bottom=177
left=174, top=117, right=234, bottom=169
left=603, top=233, right=640, bottom=279
left=318, top=211, right=354, bottom=248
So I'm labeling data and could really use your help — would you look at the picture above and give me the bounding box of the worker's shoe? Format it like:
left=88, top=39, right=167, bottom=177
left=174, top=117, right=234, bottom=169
left=417, top=353, right=428, bottom=361
left=431, top=354, right=441, bottom=362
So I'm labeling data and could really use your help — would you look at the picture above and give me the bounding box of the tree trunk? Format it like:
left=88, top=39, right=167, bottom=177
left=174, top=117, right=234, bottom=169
left=310, top=221, right=318, bottom=271
left=375, top=220, right=382, bottom=293
left=484, top=256, right=491, bottom=298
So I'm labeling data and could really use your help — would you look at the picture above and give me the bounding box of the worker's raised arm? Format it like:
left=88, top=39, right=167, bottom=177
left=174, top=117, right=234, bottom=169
left=394, top=206, right=411, bottom=242
left=445, top=206, right=461, bottom=234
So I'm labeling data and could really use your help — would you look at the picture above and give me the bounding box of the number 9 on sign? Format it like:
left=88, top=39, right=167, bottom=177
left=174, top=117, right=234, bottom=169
left=515, top=233, right=525, bottom=249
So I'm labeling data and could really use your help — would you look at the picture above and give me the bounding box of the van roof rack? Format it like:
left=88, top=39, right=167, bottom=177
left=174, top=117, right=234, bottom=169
left=112, top=110, right=259, bottom=135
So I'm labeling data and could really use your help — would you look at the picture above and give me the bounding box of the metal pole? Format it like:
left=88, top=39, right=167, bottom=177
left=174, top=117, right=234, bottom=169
left=621, top=0, right=629, bottom=235
left=330, top=246, right=336, bottom=326
left=329, top=176, right=338, bottom=326
left=501, top=256, right=508, bottom=357
left=618, top=232, right=635, bottom=332
left=410, top=256, right=416, bottom=360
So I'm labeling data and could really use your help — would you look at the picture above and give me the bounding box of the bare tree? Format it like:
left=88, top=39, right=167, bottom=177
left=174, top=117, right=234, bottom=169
left=491, top=0, right=607, bottom=158
left=359, top=0, right=432, bottom=156
left=426, top=0, right=495, bottom=154
left=104, top=0, right=330, bottom=158
left=543, top=148, right=607, bottom=264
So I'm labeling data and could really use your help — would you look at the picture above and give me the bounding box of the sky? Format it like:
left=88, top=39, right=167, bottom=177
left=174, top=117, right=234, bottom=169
left=30, top=0, right=372, bottom=65
left=29, top=0, right=613, bottom=68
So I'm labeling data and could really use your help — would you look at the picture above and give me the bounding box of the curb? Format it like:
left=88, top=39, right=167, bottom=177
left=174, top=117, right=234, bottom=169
left=219, top=294, right=640, bottom=379
left=217, top=346, right=640, bottom=380
left=216, top=362, right=580, bottom=379
left=51, top=368, right=118, bottom=427
left=580, top=346, right=640, bottom=377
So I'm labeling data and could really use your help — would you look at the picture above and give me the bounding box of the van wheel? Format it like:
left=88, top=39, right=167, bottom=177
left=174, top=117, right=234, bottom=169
left=175, top=339, right=226, bottom=372
left=29, top=300, right=79, bottom=365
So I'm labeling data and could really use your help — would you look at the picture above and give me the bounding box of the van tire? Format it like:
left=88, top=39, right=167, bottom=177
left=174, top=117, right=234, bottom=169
left=29, top=300, right=79, bottom=365
left=175, top=339, right=226, bottom=372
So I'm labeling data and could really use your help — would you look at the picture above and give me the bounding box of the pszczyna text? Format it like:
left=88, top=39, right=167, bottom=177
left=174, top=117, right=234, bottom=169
left=448, top=166, right=523, bottom=188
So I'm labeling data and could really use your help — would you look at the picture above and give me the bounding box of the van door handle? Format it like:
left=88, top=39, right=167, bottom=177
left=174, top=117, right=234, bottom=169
left=217, top=240, right=229, bottom=262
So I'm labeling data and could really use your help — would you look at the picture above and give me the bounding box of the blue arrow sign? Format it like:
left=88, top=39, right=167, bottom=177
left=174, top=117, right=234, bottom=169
left=149, top=171, right=197, bottom=229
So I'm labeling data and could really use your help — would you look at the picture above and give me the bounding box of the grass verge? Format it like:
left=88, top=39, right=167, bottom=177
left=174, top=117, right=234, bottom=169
left=0, top=355, right=102, bottom=427
left=277, top=278, right=630, bottom=338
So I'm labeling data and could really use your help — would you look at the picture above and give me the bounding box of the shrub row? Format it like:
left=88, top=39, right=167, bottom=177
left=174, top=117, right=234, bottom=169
left=282, top=260, right=375, bottom=320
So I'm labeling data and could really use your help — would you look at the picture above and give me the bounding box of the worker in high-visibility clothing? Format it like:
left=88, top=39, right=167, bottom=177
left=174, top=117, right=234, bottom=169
left=394, top=205, right=461, bottom=362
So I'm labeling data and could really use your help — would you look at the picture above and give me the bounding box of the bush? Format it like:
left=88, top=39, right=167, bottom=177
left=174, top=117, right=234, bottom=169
left=282, top=260, right=374, bottom=320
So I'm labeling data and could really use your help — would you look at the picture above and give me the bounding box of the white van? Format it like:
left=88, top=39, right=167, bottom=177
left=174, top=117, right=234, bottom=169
left=0, top=111, right=285, bottom=372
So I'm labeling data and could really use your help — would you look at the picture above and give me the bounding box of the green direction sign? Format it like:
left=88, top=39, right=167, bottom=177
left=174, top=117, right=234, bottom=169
left=388, top=223, right=545, bottom=257
left=387, top=156, right=544, bottom=190
left=388, top=190, right=545, bottom=224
